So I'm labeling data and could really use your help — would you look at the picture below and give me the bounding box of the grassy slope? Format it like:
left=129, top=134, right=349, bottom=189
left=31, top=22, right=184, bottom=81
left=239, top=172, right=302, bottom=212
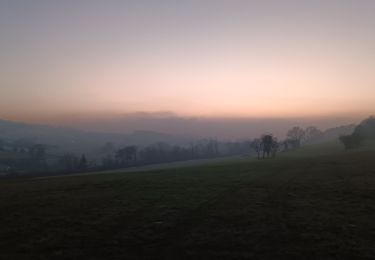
left=1, top=142, right=375, bottom=259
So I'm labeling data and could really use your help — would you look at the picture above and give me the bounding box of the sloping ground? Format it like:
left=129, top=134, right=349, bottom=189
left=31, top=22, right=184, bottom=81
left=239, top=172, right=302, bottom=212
left=44, top=155, right=249, bottom=178
left=0, top=146, right=375, bottom=259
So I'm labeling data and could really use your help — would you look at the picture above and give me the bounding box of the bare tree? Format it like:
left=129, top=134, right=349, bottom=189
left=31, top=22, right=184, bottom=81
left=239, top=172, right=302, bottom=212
left=78, top=154, right=88, bottom=171
left=286, top=127, right=305, bottom=148
left=116, top=146, right=137, bottom=165
left=251, top=138, right=262, bottom=159
left=261, top=134, right=273, bottom=158
left=271, top=138, right=279, bottom=158
left=304, top=126, right=322, bottom=144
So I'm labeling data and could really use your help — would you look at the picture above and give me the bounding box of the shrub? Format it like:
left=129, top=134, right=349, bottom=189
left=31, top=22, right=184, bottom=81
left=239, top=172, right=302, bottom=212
left=339, top=133, right=363, bottom=149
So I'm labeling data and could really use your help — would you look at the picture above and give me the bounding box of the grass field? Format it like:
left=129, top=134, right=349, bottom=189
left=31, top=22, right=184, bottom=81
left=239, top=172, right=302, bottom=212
left=1, top=142, right=375, bottom=259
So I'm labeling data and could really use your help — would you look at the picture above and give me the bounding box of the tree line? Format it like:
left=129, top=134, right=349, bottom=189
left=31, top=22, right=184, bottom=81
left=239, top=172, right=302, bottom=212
left=0, top=138, right=251, bottom=176
left=339, top=116, right=375, bottom=149
left=1, top=121, right=354, bottom=177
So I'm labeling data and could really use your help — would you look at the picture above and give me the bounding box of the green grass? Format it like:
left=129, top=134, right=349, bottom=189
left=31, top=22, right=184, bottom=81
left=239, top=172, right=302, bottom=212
left=1, top=144, right=375, bottom=259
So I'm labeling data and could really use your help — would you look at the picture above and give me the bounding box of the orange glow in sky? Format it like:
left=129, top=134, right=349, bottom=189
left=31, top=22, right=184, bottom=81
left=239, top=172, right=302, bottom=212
left=0, top=1, right=374, bottom=124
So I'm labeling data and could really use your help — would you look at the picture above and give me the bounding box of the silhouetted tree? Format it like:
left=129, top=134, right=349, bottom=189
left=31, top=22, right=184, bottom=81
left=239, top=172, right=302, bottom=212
left=116, top=146, right=137, bottom=165
left=102, top=154, right=115, bottom=168
left=12, top=138, right=35, bottom=153
left=353, top=116, right=375, bottom=140
left=339, top=133, right=363, bottom=149
left=286, top=127, right=305, bottom=148
left=303, top=126, right=322, bottom=144
left=58, top=154, right=79, bottom=173
left=78, top=154, right=88, bottom=171
left=338, top=116, right=374, bottom=150
left=100, top=142, right=116, bottom=155
left=271, top=138, right=279, bottom=158
left=261, top=134, right=273, bottom=158
left=251, top=138, right=262, bottom=159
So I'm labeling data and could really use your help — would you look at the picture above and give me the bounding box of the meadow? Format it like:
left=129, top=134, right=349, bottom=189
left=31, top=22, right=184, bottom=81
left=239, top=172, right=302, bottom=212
left=1, top=142, right=375, bottom=259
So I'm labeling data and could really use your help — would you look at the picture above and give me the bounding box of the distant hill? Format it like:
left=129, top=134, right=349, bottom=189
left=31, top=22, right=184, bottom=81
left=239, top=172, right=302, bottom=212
left=316, top=124, right=357, bottom=143
left=0, top=119, right=194, bottom=155
left=354, top=116, right=375, bottom=140
left=0, top=118, right=363, bottom=156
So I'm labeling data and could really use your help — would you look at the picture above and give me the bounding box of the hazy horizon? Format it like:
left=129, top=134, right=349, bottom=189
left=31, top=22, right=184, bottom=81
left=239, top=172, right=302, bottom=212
left=2, top=2, right=375, bottom=257
left=1, top=0, right=374, bottom=127
left=1, top=111, right=364, bottom=140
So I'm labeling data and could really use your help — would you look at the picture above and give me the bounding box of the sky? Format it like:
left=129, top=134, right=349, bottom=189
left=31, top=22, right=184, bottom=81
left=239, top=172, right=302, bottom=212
left=0, top=0, right=374, bottom=135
